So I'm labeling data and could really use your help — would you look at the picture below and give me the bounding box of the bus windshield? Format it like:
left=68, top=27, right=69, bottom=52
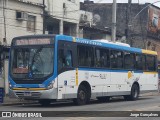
left=10, top=41, right=54, bottom=80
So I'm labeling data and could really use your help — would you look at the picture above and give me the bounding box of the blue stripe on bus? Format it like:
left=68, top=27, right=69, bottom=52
left=78, top=68, right=143, bottom=73
left=56, top=35, right=73, bottom=42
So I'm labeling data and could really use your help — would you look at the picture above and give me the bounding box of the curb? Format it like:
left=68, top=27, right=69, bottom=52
left=1, top=101, right=38, bottom=106
left=1, top=102, right=33, bottom=106
left=0, top=99, right=38, bottom=106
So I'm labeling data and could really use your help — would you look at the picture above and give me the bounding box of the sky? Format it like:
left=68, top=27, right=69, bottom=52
left=80, top=0, right=160, bottom=7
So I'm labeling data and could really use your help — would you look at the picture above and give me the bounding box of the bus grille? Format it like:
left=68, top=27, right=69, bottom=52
left=15, top=92, right=41, bottom=99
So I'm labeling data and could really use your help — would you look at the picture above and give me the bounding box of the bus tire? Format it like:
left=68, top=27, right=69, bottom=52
left=73, top=85, right=89, bottom=105
left=97, top=96, right=110, bottom=102
left=124, top=84, right=139, bottom=101
left=130, top=84, right=139, bottom=100
left=38, top=100, right=51, bottom=106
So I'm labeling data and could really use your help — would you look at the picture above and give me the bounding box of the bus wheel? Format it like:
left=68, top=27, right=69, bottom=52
left=74, top=85, right=88, bottom=105
left=130, top=84, right=139, bottom=100
left=38, top=100, right=51, bottom=106
left=97, top=96, right=110, bottom=102
left=124, top=84, right=139, bottom=101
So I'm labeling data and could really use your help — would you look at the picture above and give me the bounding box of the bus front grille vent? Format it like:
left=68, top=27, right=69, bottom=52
left=15, top=92, right=41, bottom=98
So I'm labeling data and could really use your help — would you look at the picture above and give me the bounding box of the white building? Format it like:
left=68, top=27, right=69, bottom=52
left=0, top=0, right=43, bottom=94
left=0, top=0, right=43, bottom=45
left=44, top=0, right=80, bottom=37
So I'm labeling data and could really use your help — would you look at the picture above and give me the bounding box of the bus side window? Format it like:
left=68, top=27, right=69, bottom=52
left=58, top=49, right=65, bottom=71
left=136, top=54, right=145, bottom=70
left=124, top=52, right=135, bottom=70
left=110, top=50, right=123, bottom=69
left=58, top=49, right=73, bottom=71
left=146, top=55, right=156, bottom=71
left=95, top=48, right=110, bottom=68
left=65, top=50, right=73, bottom=67
left=77, top=45, right=94, bottom=67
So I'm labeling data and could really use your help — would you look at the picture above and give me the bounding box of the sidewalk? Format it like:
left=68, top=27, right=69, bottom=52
left=0, top=92, right=159, bottom=106
left=0, top=96, right=37, bottom=106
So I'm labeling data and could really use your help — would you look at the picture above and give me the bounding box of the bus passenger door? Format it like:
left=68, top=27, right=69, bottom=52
left=57, top=41, right=77, bottom=99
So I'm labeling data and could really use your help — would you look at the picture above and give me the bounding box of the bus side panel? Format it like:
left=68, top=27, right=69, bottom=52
left=146, top=73, right=158, bottom=91
left=57, top=70, right=77, bottom=99
left=132, top=72, right=158, bottom=92
left=107, top=72, right=130, bottom=96
left=85, top=70, right=107, bottom=98
left=108, top=72, right=120, bottom=95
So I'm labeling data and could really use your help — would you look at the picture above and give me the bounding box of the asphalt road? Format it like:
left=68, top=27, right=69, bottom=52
left=0, top=95, right=160, bottom=120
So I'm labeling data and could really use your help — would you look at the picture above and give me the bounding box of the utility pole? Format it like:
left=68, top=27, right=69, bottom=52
left=43, top=0, right=45, bottom=34
left=111, top=0, right=117, bottom=42
left=125, top=0, right=132, bottom=45
left=2, top=0, right=6, bottom=44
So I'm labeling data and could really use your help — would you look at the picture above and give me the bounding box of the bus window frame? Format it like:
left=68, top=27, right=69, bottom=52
left=145, top=54, right=157, bottom=72
left=57, top=40, right=77, bottom=74
left=77, top=44, right=95, bottom=68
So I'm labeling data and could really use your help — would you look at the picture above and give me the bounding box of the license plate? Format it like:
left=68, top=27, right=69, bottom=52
left=24, top=92, right=31, bottom=96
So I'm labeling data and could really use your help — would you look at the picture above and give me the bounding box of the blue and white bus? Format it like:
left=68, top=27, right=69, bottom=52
left=9, top=34, right=158, bottom=106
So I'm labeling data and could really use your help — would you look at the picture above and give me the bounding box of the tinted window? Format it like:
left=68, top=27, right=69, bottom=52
left=124, top=52, right=135, bottom=69
left=95, top=48, right=110, bottom=68
left=110, top=50, right=123, bottom=69
left=146, top=55, right=156, bottom=71
left=78, top=45, right=94, bottom=67
left=58, top=49, right=73, bottom=71
left=136, top=54, right=145, bottom=70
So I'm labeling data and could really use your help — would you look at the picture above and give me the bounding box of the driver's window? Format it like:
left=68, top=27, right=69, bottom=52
left=58, top=49, right=73, bottom=71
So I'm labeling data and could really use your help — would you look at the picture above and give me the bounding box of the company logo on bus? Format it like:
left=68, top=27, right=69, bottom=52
left=28, top=72, right=33, bottom=78
left=15, top=39, right=50, bottom=45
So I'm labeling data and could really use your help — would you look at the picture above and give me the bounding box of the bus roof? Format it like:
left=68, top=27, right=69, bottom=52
left=56, top=35, right=157, bottom=56
left=12, top=34, right=157, bottom=56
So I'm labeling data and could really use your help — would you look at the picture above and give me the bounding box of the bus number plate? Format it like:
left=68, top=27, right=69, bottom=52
left=24, top=92, right=31, bottom=96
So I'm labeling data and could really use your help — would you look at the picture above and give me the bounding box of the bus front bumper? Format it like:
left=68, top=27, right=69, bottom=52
left=9, top=88, right=58, bottom=100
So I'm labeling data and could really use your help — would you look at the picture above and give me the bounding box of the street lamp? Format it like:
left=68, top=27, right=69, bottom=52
left=133, top=1, right=160, bottom=20
left=128, top=1, right=160, bottom=47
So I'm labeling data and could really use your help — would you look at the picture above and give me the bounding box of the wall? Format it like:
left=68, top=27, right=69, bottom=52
left=147, top=5, right=160, bottom=39
left=45, top=0, right=80, bottom=24
left=0, top=0, right=43, bottom=45
left=80, top=3, right=153, bottom=48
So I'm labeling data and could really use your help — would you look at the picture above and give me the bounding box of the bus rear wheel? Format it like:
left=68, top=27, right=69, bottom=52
left=73, top=85, right=89, bottom=105
left=130, top=84, right=139, bottom=100
left=124, top=84, right=139, bottom=101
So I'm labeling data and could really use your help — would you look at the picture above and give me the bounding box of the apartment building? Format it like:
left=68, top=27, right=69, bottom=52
left=44, top=0, right=80, bottom=37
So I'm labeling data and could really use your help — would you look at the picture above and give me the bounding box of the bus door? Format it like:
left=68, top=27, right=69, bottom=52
left=57, top=41, right=77, bottom=99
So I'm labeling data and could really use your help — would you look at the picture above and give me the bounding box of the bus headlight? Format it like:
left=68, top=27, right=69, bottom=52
left=47, top=81, right=55, bottom=90
left=9, top=82, right=12, bottom=89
